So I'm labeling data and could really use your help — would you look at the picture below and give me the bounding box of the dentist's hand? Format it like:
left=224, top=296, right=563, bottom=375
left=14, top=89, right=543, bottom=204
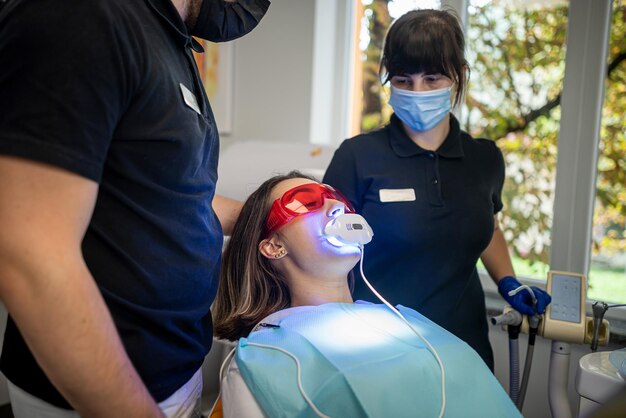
left=498, top=276, right=552, bottom=316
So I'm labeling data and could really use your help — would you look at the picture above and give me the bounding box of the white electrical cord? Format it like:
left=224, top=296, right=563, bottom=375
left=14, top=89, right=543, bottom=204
left=219, top=346, right=237, bottom=384
left=214, top=241, right=447, bottom=418
left=243, top=342, right=331, bottom=418
left=206, top=346, right=237, bottom=418
left=212, top=340, right=330, bottom=417
left=357, top=244, right=447, bottom=418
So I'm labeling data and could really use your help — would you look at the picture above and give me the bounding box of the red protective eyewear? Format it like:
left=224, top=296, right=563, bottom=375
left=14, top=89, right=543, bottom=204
left=265, top=183, right=354, bottom=237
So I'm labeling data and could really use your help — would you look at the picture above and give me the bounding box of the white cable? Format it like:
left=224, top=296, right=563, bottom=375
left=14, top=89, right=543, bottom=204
left=244, top=342, right=331, bottom=418
left=206, top=345, right=237, bottom=418
left=357, top=244, right=447, bottom=418
left=507, top=284, right=538, bottom=305
left=219, top=346, right=237, bottom=382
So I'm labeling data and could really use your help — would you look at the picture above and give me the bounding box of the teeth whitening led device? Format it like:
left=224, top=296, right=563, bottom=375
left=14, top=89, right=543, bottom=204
left=324, top=213, right=374, bottom=247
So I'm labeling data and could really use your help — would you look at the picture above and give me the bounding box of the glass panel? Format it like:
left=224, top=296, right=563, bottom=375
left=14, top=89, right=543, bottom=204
left=590, top=0, right=626, bottom=304
left=466, top=0, right=569, bottom=280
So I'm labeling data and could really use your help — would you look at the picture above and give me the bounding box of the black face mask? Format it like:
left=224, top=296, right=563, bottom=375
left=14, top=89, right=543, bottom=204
left=191, top=0, right=270, bottom=42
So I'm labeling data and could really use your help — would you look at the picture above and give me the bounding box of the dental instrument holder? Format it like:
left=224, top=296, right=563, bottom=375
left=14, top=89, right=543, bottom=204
left=501, top=272, right=609, bottom=344
left=589, top=302, right=609, bottom=352
left=493, top=271, right=610, bottom=418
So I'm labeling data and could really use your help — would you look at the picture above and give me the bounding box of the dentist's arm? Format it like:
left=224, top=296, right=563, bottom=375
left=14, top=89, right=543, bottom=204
left=0, top=156, right=163, bottom=418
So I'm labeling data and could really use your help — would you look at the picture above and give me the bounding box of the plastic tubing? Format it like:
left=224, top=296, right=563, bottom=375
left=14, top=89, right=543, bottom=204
left=509, top=336, right=520, bottom=406
left=516, top=342, right=535, bottom=409
left=517, top=316, right=539, bottom=409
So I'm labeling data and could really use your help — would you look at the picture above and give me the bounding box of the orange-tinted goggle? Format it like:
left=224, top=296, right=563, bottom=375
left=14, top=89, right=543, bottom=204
left=264, top=183, right=354, bottom=237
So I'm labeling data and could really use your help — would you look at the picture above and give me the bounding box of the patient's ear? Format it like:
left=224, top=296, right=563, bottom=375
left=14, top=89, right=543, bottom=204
left=259, top=238, right=287, bottom=260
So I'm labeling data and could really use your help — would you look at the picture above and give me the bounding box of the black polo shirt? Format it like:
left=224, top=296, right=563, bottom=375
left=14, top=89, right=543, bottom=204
left=323, top=114, right=504, bottom=369
left=0, top=0, right=223, bottom=407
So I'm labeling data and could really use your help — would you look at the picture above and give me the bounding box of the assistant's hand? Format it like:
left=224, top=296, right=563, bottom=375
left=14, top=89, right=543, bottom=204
left=498, top=276, right=552, bottom=316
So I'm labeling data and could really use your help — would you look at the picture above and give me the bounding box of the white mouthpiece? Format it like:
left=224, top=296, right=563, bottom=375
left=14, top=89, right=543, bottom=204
left=324, top=214, right=374, bottom=247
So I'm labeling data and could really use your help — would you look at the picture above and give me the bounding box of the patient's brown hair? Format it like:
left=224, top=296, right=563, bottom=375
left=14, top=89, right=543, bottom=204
left=212, top=171, right=317, bottom=341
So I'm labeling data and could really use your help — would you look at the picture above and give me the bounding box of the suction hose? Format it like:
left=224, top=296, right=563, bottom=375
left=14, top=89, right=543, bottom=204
left=491, top=310, right=522, bottom=406
left=517, top=314, right=540, bottom=409
left=509, top=335, right=520, bottom=406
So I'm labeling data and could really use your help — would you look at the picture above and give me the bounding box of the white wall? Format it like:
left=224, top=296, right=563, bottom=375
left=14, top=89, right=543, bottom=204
left=221, top=0, right=316, bottom=149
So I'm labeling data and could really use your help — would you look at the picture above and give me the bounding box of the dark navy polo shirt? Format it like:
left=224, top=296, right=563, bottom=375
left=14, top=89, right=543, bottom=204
left=323, top=114, right=504, bottom=369
left=0, top=0, right=223, bottom=407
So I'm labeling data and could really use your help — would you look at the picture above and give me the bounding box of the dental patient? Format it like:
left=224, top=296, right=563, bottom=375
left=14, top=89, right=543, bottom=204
left=211, top=171, right=520, bottom=418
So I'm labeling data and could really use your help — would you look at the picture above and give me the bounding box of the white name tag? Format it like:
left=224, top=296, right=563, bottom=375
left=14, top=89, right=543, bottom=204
left=180, top=83, right=201, bottom=115
left=379, top=188, right=416, bottom=202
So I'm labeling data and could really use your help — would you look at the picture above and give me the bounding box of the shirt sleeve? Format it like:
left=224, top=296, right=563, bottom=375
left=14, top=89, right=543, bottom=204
left=323, top=139, right=365, bottom=213
left=0, top=0, right=137, bottom=182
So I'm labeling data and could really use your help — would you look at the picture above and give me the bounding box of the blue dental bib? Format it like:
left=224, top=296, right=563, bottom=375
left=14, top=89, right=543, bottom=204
left=235, top=302, right=520, bottom=418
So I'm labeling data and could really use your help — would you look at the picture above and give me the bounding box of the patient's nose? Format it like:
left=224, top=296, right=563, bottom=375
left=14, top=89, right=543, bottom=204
left=327, top=201, right=346, bottom=218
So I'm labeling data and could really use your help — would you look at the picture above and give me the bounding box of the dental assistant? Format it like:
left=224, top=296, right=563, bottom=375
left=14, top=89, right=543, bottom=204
left=323, top=8, right=550, bottom=371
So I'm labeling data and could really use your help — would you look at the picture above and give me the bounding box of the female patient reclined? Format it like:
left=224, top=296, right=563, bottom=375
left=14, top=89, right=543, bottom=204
left=210, top=171, right=520, bottom=418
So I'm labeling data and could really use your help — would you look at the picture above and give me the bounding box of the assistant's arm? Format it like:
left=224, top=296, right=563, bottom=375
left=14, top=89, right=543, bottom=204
left=480, top=214, right=515, bottom=285
left=482, top=214, right=552, bottom=314
left=213, top=194, right=243, bottom=236
left=0, top=156, right=163, bottom=418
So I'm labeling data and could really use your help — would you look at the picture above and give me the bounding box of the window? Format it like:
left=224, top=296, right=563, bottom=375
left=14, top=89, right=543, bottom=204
left=465, top=0, right=568, bottom=280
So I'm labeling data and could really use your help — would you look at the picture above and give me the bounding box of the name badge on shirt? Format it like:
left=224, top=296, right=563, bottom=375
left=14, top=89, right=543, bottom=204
left=379, top=188, right=416, bottom=203
left=180, top=83, right=201, bottom=115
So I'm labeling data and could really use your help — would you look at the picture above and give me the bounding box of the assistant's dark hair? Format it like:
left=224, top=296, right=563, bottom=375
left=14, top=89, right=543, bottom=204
left=212, top=171, right=318, bottom=341
left=380, top=8, right=469, bottom=107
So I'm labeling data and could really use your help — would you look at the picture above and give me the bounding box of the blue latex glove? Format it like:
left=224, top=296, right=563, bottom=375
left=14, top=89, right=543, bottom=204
left=498, top=276, right=552, bottom=316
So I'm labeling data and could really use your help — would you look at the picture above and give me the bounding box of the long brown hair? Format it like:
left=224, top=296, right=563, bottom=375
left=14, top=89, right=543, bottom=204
left=212, top=171, right=318, bottom=341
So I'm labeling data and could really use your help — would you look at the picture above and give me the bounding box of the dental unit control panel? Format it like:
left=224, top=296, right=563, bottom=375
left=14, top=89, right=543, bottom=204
left=541, top=271, right=587, bottom=343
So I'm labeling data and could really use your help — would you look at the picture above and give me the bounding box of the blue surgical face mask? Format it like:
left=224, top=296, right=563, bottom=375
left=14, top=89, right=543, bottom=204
left=388, top=85, right=452, bottom=132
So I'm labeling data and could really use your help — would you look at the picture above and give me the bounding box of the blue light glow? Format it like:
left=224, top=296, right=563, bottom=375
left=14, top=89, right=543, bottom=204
left=284, top=304, right=436, bottom=356
left=326, top=235, right=357, bottom=248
